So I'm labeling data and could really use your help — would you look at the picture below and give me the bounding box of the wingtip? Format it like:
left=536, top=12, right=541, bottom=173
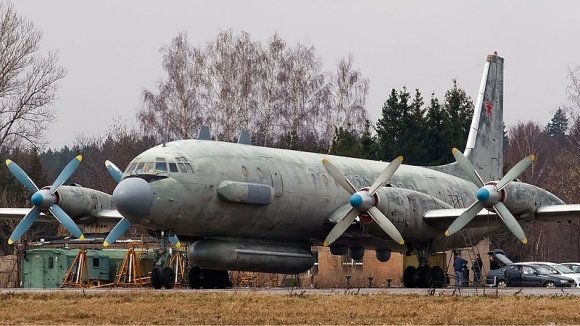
left=103, top=240, right=110, bottom=247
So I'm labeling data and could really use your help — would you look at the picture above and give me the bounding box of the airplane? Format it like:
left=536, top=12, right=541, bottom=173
left=2, top=53, right=580, bottom=289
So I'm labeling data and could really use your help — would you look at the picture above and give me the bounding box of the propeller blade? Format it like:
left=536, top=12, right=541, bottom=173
left=452, top=148, right=485, bottom=187
left=445, top=200, right=486, bottom=236
left=103, top=218, right=131, bottom=247
left=49, top=204, right=84, bottom=240
left=496, top=154, right=535, bottom=190
left=322, top=159, right=356, bottom=195
left=367, top=206, right=404, bottom=245
left=8, top=206, right=42, bottom=244
left=168, top=233, right=182, bottom=248
left=323, top=207, right=358, bottom=247
left=105, top=160, right=123, bottom=183
left=494, top=202, right=527, bottom=244
left=50, top=155, right=83, bottom=194
left=5, top=160, right=39, bottom=193
left=368, top=156, right=403, bottom=196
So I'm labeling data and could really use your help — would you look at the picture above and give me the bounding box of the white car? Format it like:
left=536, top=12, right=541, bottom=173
left=525, top=262, right=580, bottom=287
left=561, top=263, right=580, bottom=273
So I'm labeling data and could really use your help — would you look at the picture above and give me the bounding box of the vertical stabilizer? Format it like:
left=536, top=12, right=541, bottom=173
left=431, top=53, right=504, bottom=181
left=464, top=54, right=504, bottom=181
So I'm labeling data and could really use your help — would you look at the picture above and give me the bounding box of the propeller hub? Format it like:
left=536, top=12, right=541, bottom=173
left=31, top=192, right=43, bottom=206
left=350, top=193, right=363, bottom=208
left=476, top=188, right=490, bottom=202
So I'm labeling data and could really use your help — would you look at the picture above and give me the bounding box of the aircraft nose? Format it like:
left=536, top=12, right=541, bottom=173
left=113, top=177, right=154, bottom=220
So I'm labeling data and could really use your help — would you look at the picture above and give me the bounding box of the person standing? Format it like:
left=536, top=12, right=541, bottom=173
left=454, top=253, right=468, bottom=287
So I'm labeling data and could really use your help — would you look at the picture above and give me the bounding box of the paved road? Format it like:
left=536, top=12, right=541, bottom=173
left=2, top=286, right=580, bottom=296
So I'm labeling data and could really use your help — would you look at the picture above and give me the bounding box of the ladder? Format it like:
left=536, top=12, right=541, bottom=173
left=460, top=229, right=486, bottom=286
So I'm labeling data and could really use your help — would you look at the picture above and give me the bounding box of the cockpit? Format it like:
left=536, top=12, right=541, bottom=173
left=124, top=156, right=194, bottom=180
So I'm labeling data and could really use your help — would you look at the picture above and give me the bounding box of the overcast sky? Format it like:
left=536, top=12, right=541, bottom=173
left=12, top=0, right=580, bottom=149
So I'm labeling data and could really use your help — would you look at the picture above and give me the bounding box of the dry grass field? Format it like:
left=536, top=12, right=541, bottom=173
left=0, top=291, right=579, bottom=325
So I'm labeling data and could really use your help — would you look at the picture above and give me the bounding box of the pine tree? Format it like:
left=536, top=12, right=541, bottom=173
left=546, top=108, right=568, bottom=145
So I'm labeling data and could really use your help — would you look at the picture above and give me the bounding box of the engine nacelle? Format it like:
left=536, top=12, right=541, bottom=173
left=501, top=182, right=564, bottom=216
left=187, top=239, right=314, bottom=274
left=56, top=185, right=115, bottom=220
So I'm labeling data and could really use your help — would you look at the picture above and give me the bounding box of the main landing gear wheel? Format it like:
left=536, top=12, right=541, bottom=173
left=162, top=267, right=175, bottom=289
left=151, top=267, right=162, bottom=289
left=415, top=266, right=433, bottom=288
left=430, top=266, right=445, bottom=288
left=189, top=266, right=202, bottom=289
left=403, top=266, right=417, bottom=288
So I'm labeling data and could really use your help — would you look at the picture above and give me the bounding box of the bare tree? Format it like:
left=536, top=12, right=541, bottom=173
left=0, top=2, right=66, bottom=149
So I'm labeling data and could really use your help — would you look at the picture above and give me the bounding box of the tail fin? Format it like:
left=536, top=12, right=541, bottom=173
left=433, top=53, right=504, bottom=181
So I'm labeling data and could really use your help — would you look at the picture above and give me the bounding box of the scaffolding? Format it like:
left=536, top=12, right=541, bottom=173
left=115, top=245, right=150, bottom=287
left=62, top=249, right=91, bottom=288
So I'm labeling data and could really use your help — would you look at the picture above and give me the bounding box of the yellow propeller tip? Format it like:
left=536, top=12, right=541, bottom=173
left=8, top=239, right=14, bottom=245
left=103, top=241, right=110, bottom=247
left=522, top=238, right=528, bottom=245
left=76, top=155, right=83, bottom=161
left=444, top=231, right=450, bottom=237
left=175, top=242, right=182, bottom=249
left=79, top=235, right=85, bottom=241
left=5, top=159, right=11, bottom=166
left=398, top=240, right=405, bottom=245
left=529, top=154, right=536, bottom=161
left=452, top=148, right=459, bottom=154
left=322, top=158, right=329, bottom=165
left=396, top=155, right=404, bottom=162
left=323, top=241, right=329, bottom=247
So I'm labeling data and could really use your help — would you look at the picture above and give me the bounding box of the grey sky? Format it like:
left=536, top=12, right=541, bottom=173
left=12, top=0, right=580, bottom=149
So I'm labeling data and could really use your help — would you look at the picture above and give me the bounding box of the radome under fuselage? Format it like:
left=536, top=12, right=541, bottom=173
left=118, top=139, right=563, bottom=253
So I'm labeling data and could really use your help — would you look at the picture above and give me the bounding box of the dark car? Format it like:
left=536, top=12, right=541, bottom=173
left=487, top=263, right=575, bottom=288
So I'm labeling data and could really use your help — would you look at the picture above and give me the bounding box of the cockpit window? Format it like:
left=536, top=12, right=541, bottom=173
left=169, top=163, right=178, bottom=173
left=184, top=163, right=193, bottom=173
left=135, top=162, right=145, bottom=173
left=155, top=162, right=168, bottom=173
left=127, top=163, right=137, bottom=173
left=177, top=162, right=186, bottom=173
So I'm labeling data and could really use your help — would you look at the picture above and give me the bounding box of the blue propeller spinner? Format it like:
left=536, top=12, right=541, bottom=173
left=5, top=156, right=85, bottom=244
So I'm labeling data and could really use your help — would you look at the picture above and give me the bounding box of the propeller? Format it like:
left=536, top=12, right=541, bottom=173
left=5, top=156, right=85, bottom=244
left=445, top=148, right=535, bottom=244
left=322, top=156, right=405, bottom=247
left=103, top=160, right=181, bottom=248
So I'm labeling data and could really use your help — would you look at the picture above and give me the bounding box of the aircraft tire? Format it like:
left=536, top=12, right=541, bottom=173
left=151, top=267, right=163, bottom=289
left=162, top=267, right=175, bottom=289
left=189, top=267, right=202, bottom=289
left=201, top=269, right=232, bottom=289
left=416, top=266, right=433, bottom=288
left=403, top=266, right=417, bottom=288
left=430, top=266, right=445, bottom=288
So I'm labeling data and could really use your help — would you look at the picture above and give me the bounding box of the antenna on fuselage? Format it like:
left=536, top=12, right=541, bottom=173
left=237, top=130, right=251, bottom=145
left=197, top=126, right=211, bottom=140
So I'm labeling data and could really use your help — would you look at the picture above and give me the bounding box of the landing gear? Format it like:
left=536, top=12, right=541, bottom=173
left=403, top=266, right=417, bottom=288
left=403, top=243, right=446, bottom=288
left=187, top=267, right=232, bottom=289
left=151, top=267, right=163, bottom=289
left=162, top=267, right=175, bottom=289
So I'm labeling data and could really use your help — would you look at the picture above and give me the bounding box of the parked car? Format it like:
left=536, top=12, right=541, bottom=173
left=523, top=262, right=580, bottom=287
left=561, top=263, right=580, bottom=273
left=486, top=263, right=575, bottom=288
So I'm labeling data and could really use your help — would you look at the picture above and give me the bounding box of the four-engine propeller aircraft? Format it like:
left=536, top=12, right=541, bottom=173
left=2, top=53, right=580, bottom=288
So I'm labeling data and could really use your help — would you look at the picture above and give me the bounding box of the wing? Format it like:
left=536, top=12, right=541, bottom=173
left=0, top=208, right=123, bottom=226
left=424, top=204, right=580, bottom=229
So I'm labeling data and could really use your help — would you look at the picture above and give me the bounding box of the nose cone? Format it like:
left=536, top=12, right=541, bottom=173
left=476, top=188, right=490, bottom=202
left=113, top=177, right=154, bottom=221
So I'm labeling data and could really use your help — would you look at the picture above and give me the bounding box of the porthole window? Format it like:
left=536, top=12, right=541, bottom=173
left=322, top=174, right=329, bottom=185
left=241, top=166, right=248, bottom=176
left=311, top=173, right=317, bottom=184
left=257, top=167, right=264, bottom=178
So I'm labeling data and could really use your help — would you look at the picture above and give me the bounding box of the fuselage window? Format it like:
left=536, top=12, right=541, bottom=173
left=322, top=174, right=329, bottom=185
left=311, top=173, right=317, bottom=184
left=169, top=163, right=179, bottom=173
left=241, top=166, right=248, bottom=176
left=177, top=163, right=187, bottom=173
left=155, top=162, right=168, bottom=173
left=257, top=167, right=264, bottom=178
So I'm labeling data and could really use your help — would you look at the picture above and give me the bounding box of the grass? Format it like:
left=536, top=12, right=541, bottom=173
left=0, top=291, right=579, bottom=325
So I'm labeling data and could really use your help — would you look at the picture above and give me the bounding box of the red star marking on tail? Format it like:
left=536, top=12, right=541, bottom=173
left=484, top=101, right=493, bottom=118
